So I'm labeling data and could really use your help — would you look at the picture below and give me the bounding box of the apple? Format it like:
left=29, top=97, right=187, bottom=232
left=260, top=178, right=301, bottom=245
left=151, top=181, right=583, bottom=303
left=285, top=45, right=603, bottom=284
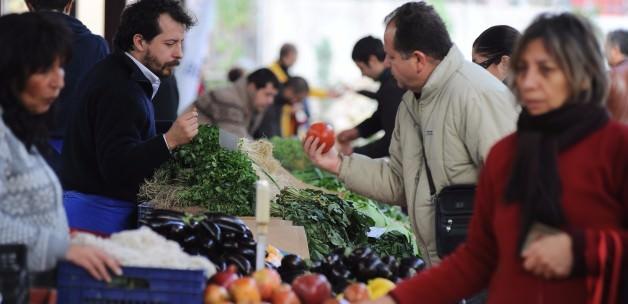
left=272, top=284, right=301, bottom=304
left=204, top=284, right=230, bottom=304
left=211, top=265, right=240, bottom=288
left=253, top=268, right=282, bottom=300
left=291, top=274, right=332, bottom=304
left=229, top=277, right=261, bottom=303
left=343, top=283, right=369, bottom=302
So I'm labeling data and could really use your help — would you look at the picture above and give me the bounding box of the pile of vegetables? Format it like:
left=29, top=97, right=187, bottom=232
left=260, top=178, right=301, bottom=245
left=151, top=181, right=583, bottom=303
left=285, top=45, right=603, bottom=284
left=139, top=208, right=257, bottom=275
left=271, top=188, right=373, bottom=261
left=275, top=248, right=425, bottom=294
left=141, top=125, right=257, bottom=216
left=270, top=137, right=419, bottom=259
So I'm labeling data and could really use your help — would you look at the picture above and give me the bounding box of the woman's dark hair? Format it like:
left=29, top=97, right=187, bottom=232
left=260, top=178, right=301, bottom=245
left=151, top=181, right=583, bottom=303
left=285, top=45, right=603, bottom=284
left=510, top=13, right=608, bottom=107
left=473, top=25, right=520, bottom=66
left=114, top=0, right=195, bottom=52
left=384, top=1, right=452, bottom=60
left=246, top=68, right=280, bottom=90
left=351, top=36, right=385, bottom=63
left=0, top=12, right=71, bottom=151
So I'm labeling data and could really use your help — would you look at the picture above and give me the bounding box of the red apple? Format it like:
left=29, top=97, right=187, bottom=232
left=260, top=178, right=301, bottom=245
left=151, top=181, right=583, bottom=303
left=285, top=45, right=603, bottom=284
left=253, top=268, right=282, bottom=300
left=204, top=284, right=230, bottom=304
left=343, top=283, right=369, bottom=302
left=229, top=277, right=261, bottom=303
left=211, top=265, right=240, bottom=288
left=272, top=284, right=301, bottom=304
left=291, top=274, right=332, bottom=304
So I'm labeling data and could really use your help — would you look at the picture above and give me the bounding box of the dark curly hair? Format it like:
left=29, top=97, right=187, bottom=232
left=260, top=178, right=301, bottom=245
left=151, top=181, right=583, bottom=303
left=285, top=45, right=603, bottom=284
left=114, top=0, right=195, bottom=52
left=384, top=2, right=452, bottom=60
left=0, top=12, right=71, bottom=151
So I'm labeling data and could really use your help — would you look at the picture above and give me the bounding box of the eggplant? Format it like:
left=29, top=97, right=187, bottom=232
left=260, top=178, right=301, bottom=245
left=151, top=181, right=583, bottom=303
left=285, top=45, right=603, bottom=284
left=348, top=247, right=375, bottom=266
left=238, top=239, right=257, bottom=250
left=280, top=254, right=306, bottom=272
left=226, top=255, right=252, bottom=275
left=211, top=257, right=227, bottom=272
left=238, top=248, right=256, bottom=259
left=324, top=253, right=343, bottom=267
left=200, top=221, right=222, bottom=243
left=399, top=256, right=426, bottom=273
left=279, top=269, right=304, bottom=284
left=397, top=265, right=417, bottom=279
left=200, top=238, right=216, bottom=252
left=355, top=259, right=384, bottom=282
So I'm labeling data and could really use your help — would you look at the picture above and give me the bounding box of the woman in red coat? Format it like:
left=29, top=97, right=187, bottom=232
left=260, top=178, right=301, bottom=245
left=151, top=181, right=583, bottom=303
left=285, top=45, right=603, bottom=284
left=368, top=12, right=627, bottom=304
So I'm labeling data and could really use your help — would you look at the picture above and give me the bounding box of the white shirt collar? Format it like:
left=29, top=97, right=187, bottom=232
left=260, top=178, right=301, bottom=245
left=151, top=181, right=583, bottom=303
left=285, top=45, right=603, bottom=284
left=125, top=52, right=160, bottom=100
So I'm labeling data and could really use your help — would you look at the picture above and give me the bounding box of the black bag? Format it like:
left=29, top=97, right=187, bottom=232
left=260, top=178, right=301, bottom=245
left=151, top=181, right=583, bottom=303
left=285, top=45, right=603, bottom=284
left=419, top=127, right=475, bottom=258
left=433, top=184, right=475, bottom=257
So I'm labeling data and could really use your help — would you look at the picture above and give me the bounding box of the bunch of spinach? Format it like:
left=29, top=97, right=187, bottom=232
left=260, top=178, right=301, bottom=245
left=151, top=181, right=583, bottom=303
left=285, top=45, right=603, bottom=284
left=271, top=188, right=374, bottom=260
left=152, top=125, right=257, bottom=216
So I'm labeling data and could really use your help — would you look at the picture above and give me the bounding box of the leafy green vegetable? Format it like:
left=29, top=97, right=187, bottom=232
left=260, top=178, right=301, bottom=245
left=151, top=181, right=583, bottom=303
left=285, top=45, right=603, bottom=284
left=271, top=188, right=374, bottom=260
left=141, top=125, right=257, bottom=216
left=368, top=231, right=416, bottom=259
left=270, top=137, right=313, bottom=172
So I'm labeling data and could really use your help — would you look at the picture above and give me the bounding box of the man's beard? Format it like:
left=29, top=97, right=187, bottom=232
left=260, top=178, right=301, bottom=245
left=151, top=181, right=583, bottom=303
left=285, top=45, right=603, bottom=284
left=144, top=51, right=180, bottom=77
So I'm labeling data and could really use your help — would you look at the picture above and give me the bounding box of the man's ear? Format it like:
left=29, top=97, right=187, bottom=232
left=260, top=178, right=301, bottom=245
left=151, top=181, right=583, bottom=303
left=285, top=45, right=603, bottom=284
left=411, top=50, right=428, bottom=74
left=132, top=34, right=146, bottom=52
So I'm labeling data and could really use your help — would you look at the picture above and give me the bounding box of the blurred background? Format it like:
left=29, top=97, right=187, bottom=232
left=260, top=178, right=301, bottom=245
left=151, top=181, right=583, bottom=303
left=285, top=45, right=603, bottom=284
left=2, top=0, right=627, bottom=134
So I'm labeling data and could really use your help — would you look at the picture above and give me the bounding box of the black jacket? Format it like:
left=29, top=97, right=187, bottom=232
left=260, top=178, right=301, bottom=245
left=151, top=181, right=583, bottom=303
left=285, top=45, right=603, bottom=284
left=61, top=52, right=171, bottom=202
left=45, top=12, right=109, bottom=138
left=354, top=68, right=404, bottom=158
left=153, top=75, right=179, bottom=122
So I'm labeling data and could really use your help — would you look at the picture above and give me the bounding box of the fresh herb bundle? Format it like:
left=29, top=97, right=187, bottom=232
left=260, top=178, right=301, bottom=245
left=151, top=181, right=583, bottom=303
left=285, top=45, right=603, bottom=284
left=271, top=188, right=374, bottom=260
left=141, top=125, right=257, bottom=216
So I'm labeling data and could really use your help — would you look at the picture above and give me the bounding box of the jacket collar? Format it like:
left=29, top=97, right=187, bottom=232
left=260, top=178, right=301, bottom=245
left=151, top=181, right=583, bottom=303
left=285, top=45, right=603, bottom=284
left=124, top=52, right=160, bottom=99
left=112, top=51, right=154, bottom=99
left=418, top=44, right=464, bottom=104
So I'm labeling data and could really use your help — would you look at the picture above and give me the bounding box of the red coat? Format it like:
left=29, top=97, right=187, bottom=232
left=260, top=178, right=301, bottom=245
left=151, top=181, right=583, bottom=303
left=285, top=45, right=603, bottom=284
left=390, top=121, right=628, bottom=304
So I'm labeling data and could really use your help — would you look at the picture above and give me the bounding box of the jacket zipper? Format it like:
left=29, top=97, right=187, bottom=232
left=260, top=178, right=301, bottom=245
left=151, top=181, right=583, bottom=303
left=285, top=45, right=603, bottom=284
left=408, top=100, right=432, bottom=265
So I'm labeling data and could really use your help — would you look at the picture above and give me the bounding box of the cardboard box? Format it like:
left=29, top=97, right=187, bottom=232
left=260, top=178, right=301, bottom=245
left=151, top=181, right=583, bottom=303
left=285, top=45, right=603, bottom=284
left=240, top=217, right=310, bottom=259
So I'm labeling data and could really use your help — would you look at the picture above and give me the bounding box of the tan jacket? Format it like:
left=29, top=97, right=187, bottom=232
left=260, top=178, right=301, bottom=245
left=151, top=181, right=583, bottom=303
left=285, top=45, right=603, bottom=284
left=608, top=60, right=628, bottom=123
left=192, top=78, right=264, bottom=138
left=338, top=45, right=518, bottom=266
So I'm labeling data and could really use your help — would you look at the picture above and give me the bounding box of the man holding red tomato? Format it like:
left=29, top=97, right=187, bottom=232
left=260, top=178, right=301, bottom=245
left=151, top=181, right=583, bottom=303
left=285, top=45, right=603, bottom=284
left=304, top=2, right=518, bottom=268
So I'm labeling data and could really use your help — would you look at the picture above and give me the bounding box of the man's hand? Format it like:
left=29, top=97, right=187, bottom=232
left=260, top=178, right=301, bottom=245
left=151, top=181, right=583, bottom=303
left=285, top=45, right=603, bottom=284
left=337, top=128, right=359, bottom=143
left=164, top=108, right=199, bottom=150
left=303, top=136, right=342, bottom=175
left=522, top=232, right=573, bottom=279
left=65, top=244, right=122, bottom=282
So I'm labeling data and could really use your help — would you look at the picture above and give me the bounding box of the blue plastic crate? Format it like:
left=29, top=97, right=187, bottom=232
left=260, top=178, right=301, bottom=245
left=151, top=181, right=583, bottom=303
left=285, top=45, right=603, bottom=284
left=57, top=262, right=205, bottom=304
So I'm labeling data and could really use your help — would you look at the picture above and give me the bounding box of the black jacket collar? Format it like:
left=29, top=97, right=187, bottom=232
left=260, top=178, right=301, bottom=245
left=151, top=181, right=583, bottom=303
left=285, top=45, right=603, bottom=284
left=112, top=51, right=154, bottom=99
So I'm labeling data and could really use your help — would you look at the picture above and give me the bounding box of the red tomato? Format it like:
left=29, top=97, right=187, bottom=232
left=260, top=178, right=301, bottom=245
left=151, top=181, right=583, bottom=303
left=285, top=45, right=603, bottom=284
left=306, top=122, right=335, bottom=153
